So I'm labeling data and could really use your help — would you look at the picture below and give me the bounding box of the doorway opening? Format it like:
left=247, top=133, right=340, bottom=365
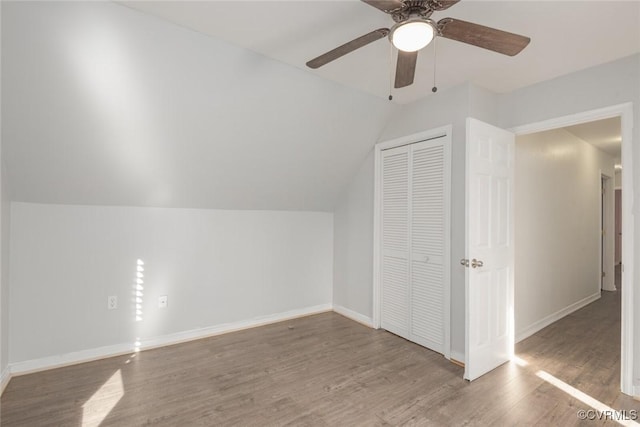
left=511, top=103, right=633, bottom=396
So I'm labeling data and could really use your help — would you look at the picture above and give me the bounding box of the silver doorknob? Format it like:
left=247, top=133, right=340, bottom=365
left=471, top=258, right=484, bottom=268
left=460, top=258, right=469, bottom=267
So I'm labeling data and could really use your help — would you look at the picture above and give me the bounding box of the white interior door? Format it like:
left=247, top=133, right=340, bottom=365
left=464, top=118, right=515, bottom=381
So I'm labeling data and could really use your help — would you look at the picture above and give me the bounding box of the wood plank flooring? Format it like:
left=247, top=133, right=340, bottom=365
left=2, top=290, right=638, bottom=426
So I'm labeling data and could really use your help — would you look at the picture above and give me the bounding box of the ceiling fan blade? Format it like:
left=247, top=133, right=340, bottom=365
left=361, top=0, right=405, bottom=13
left=394, top=50, right=418, bottom=88
left=438, top=18, right=530, bottom=56
left=429, top=0, right=460, bottom=11
left=306, top=28, right=390, bottom=69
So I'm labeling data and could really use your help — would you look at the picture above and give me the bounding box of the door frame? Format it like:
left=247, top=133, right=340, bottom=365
left=600, top=173, right=615, bottom=292
left=372, top=125, right=452, bottom=359
left=511, top=102, right=634, bottom=396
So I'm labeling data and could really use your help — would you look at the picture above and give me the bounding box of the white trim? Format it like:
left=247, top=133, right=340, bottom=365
left=510, top=104, right=631, bottom=136
left=375, top=126, right=451, bottom=151
left=600, top=172, right=616, bottom=292
left=515, top=292, right=601, bottom=343
left=511, top=102, right=634, bottom=396
left=633, top=385, right=640, bottom=399
left=373, top=125, right=453, bottom=358
left=1, top=366, right=11, bottom=395
left=450, top=350, right=464, bottom=365
left=11, top=342, right=136, bottom=376
left=333, top=305, right=373, bottom=328
left=9, top=304, right=332, bottom=376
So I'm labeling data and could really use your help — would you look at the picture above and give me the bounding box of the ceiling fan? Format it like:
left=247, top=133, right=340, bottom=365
left=306, top=0, right=531, bottom=89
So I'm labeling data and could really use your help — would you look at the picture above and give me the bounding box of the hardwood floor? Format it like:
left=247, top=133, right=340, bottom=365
left=2, top=290, right=638, bottom=426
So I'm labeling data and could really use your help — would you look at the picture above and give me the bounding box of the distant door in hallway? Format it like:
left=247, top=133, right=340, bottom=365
left=615, top=188, right=622, bottom=265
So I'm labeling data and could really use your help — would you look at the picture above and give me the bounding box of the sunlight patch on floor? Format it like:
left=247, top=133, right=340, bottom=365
left=512, top=356, right=529, bottom=367
left=81, top=369, right=124, bottom=427
left=536, top=370, right=639, bottom=426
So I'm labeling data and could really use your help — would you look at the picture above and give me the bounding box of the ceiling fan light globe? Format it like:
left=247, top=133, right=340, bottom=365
left=391, top=20, right=435, bottom=52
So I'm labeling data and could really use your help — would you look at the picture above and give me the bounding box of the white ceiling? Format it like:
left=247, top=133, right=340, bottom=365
left=121, top=1, right=640, bottom=104
left=564, top=117, right=622, bottom=158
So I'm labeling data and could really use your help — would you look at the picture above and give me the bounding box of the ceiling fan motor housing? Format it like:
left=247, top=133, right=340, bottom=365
left=391, top=1, right=435, bottom=22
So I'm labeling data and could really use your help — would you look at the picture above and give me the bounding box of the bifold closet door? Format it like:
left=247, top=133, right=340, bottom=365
left=381, top=138, right=449, bottom=355
left=409, top=139, right=448, bottom=354
left=380, top=145, right=410, bottom=339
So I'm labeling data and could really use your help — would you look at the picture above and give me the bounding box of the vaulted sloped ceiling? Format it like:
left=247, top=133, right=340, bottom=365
left=121, top=1, right=640, bottom=105
left=1, top=2, right=395, bottom=211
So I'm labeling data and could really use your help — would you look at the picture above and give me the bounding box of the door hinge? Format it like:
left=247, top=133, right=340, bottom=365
left=602, top=271, right=606, bottom=278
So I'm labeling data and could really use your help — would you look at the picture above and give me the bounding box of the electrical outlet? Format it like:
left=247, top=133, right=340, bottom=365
left=158, top=295, right=168, bottom=309
left=108, top=296, right=118, bottom=310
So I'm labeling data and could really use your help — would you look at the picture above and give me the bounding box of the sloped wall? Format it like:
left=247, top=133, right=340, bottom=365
left=1, top=1, right=394, bottom=212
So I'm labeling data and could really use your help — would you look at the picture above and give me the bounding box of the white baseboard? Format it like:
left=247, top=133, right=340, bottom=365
left=515, top=292, right=601, bottom=343
left=10, top=303, right=333, bottom=376
left=450, top=350, right=465, bottom=366
left=333, top=304, right=373, bottom=328
left=1, top=366, right=11, bottom=395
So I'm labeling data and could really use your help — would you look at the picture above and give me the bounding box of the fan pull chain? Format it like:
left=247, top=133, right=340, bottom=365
left=432, top=37, right=438, bottom=93
left=388, top=43, right=394, bottom=101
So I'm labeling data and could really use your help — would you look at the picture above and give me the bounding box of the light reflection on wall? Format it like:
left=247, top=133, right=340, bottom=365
left=133, top=259, right=144, bottom=353
left=63, top=18, right=172, bottom=206
left=135, top=259, right=144, bottom=322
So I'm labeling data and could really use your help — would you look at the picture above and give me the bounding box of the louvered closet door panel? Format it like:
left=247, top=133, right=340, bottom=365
left=410, top=140, right=447, bottom=354
left=381, top=145, right=410, bottom=338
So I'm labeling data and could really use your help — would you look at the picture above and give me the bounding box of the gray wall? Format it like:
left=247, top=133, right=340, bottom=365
left=333, top=151, right=375, bottom=319
left=0, top=0, right=8, bottom=384
left=10, top=203, right=333, bottom=364
left=1, top=163, right=9, bottom=380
